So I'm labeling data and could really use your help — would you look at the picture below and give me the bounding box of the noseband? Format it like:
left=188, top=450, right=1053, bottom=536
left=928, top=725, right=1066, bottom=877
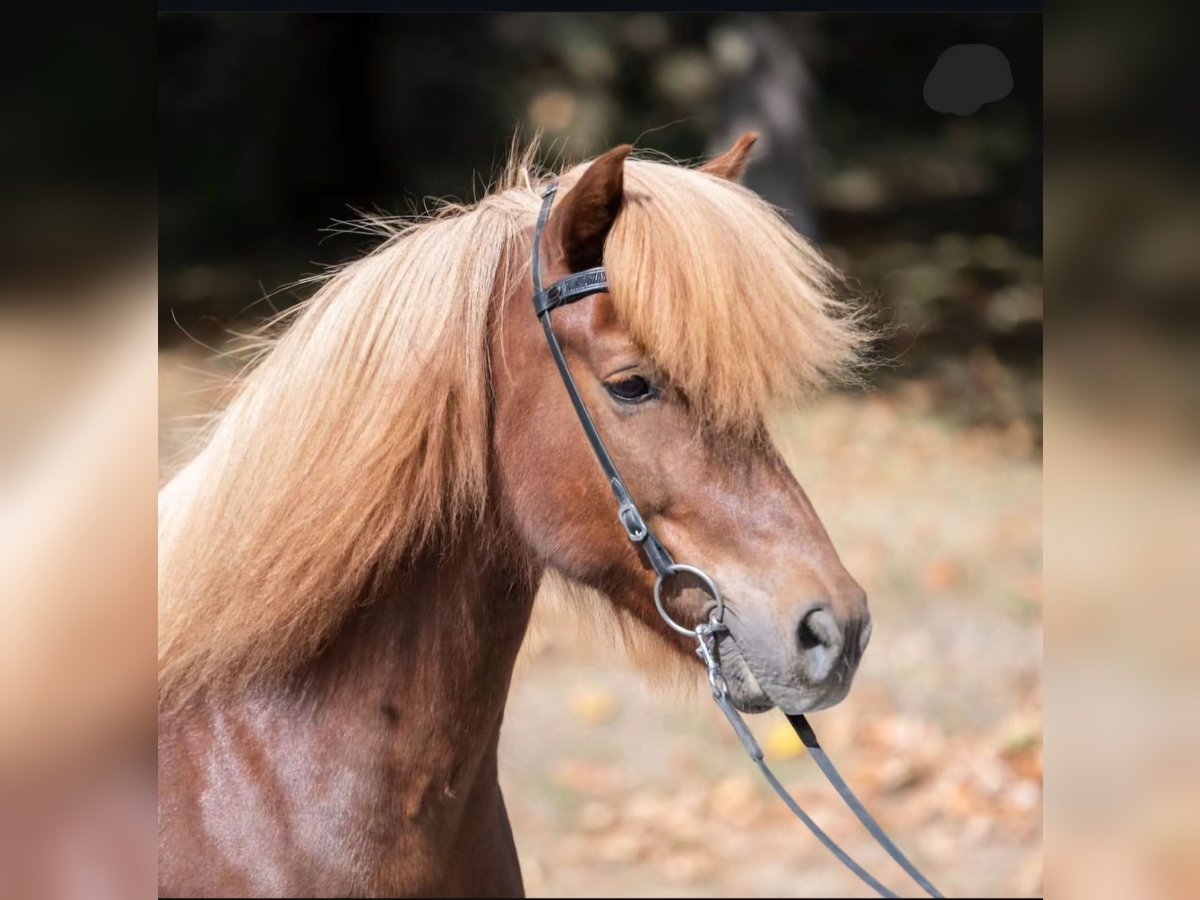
left=532, top=181, right=944, bottom=898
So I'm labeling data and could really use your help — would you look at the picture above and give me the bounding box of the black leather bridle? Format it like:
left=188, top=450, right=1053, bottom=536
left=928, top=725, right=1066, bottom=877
left=532, top=180, right=944, bottom=899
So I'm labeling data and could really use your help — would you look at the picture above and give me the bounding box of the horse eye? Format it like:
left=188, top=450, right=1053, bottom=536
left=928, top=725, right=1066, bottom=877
left=606, top=374, right=656, bottom=403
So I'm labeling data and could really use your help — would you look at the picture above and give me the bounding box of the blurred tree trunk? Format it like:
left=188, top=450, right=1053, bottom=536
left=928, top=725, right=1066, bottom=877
left=708, top=14, right=818, bottom=240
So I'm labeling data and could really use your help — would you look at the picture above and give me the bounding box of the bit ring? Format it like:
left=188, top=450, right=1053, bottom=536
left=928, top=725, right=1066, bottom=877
left=653, top=563, right=724, bottom=637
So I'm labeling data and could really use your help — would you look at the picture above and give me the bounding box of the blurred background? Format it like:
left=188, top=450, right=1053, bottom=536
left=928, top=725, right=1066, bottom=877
left=0, top=12, right=155, bottom=900
left=1044, top=5, right=1200, bottom=900
left=158, top=12, right=1041, bottom=898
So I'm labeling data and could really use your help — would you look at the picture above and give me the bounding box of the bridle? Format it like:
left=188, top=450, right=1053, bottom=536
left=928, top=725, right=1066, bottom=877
left=532, top=181, right=945, bottom=898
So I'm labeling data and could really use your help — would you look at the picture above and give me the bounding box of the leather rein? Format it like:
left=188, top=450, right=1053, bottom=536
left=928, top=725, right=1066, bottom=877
left=532, top=181, right=945, bottom=899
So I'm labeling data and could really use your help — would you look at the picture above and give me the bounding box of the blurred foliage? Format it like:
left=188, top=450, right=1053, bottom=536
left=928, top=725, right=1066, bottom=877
left=159, top=12, right=1041, bottom=443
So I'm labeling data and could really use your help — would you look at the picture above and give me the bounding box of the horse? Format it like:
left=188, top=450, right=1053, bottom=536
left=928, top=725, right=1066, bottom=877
left=158, top=134, right=874, bottom=897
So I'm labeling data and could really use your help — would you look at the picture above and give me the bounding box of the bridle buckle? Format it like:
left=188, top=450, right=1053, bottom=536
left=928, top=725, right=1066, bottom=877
left=611, top=478, right=648, bottom=542
left=618, top=504, right=648, bottom=542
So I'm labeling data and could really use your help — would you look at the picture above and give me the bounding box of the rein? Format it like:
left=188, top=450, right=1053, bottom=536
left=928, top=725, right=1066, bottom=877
left=532, top=182, right=945, bottom=899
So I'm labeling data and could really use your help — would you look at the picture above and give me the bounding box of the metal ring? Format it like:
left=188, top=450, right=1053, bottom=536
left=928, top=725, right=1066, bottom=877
left=653, top=563, right=724, bottom=638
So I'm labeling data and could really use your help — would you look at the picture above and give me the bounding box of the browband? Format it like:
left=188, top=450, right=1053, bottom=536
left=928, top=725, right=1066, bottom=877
left=533, top=266, right=608, bottom=316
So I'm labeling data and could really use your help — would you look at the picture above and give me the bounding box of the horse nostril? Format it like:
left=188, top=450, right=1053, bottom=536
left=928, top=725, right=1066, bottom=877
left=798, top=606, right=840, bottom=652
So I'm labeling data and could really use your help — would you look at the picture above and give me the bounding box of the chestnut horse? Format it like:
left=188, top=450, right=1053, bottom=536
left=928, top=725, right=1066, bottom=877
left=158, top=135, right=873, bottom=897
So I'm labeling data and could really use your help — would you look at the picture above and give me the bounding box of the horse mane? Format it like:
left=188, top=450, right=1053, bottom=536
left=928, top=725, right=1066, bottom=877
left=158, top=142, right=870, bottom=708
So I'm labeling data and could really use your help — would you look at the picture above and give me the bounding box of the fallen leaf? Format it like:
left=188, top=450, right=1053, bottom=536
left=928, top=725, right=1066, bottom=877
left=765, top=721, right=806, bottom=759
left=569, top=684, right=619, bottom=724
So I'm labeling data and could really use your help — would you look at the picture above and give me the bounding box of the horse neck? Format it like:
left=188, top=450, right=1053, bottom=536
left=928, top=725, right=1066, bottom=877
left=294, top=523, right=541, bottom=757
left=171, top=523, right=540, bottom=894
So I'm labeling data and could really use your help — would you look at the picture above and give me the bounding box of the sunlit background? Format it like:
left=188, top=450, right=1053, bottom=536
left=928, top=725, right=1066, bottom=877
left=156, top=12, right=1041, bottom=898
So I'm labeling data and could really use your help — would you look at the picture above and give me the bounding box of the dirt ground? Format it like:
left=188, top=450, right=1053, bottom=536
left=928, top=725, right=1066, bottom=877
left=160, top=346, right=1042, bottom=898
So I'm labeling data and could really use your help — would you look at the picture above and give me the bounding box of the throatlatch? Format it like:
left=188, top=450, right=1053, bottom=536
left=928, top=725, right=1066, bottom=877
left=532, top=180, right=944, bottom=899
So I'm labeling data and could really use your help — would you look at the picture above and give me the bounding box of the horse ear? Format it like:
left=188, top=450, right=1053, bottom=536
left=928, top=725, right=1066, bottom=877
left=701, top=132, right=759, bottom=182
left=552, top=144, right=632, bottom=270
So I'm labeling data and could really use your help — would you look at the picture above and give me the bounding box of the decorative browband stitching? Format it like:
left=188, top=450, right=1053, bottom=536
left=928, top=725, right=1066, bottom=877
left=533, top=266, right=609, bottom=316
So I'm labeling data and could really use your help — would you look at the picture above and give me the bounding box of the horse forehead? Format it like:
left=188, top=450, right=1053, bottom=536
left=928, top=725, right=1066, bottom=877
left=585, top=304, right=642, bottom=362
left=546, top=293, right=637, bottom=359
left=587, top=290, right=621, bottom=331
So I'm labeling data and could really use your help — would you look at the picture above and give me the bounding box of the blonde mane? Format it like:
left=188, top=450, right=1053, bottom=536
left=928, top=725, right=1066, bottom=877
left=159, top=145, right=870, bottom=707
